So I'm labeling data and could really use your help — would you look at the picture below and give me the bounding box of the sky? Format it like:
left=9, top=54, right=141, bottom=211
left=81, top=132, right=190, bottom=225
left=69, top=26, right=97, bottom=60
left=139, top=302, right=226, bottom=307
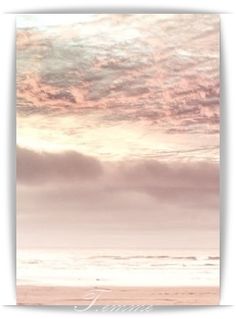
left=16, top=14, right=219, bottom=250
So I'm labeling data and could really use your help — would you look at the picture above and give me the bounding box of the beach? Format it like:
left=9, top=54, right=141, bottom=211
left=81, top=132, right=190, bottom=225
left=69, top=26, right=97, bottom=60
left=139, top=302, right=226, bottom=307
left=17, top=285, right=219, bottom=306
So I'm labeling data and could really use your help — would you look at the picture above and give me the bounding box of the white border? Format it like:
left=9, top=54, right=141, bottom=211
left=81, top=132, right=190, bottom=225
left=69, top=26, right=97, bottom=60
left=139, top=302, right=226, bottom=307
left=1, top=1, right=236, bottom=317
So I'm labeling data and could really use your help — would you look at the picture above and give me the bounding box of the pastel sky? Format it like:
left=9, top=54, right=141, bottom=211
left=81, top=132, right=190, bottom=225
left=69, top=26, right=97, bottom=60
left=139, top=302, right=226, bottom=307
left=16, top=14, right=219, bottom=249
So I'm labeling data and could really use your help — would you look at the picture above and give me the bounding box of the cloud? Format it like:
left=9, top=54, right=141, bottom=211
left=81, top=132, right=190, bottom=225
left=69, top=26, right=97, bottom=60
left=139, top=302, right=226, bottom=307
left=17, top=147, right=219, bottom=249
left=17, top=147, right=219, bottom=209
left=16, top=14, right=220, bottom=140
left=115, top=159, right=218, bottom=189
left=16, top=14, right=220, bottom=249
left=17, top=147, right=103, bottom=184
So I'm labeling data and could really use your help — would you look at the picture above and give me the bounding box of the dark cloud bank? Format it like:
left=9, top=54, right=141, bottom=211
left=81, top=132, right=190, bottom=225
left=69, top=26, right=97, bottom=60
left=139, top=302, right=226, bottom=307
left=17, top=147, right=219, bottom=249
left=17, top=147, right=218, bottom=208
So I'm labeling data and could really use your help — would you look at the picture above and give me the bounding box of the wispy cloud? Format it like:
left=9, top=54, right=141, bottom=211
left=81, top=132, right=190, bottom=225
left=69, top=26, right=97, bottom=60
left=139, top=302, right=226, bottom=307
left=16, top=14, right=219, bottom=161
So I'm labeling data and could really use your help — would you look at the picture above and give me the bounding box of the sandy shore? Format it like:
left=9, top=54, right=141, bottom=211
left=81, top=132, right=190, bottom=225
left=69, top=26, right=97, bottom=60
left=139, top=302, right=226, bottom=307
left=17, top=285, right=219, bottom=306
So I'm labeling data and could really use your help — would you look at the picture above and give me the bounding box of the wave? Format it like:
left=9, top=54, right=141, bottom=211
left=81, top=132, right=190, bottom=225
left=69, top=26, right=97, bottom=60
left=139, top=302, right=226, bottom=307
left=208, top=256, right=219, bottom=260
left=172, top=257, right=197, bottom=260
left=88, top=255, right=199, bottom=261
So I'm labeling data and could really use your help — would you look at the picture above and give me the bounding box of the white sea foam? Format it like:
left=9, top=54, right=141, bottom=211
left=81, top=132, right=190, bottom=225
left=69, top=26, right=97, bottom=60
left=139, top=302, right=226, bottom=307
left=17, top=248, right=219, bottom=287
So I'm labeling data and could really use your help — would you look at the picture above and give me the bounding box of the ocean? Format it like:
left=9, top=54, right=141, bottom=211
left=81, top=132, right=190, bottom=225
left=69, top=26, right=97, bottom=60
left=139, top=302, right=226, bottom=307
left=17, top=248, right=219, bottom=287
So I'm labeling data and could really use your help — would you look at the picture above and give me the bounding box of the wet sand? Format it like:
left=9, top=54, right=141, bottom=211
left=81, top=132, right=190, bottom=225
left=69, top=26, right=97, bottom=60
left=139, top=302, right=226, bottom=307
left=17, top=285, right=219, bottom=306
